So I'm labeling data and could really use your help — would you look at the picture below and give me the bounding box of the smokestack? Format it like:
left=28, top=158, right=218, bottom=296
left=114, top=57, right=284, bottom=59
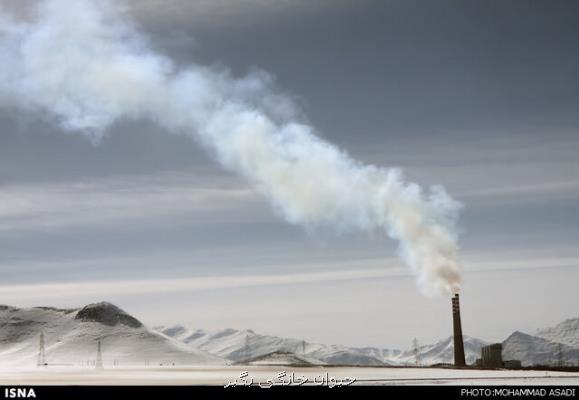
left=452, top=293, right=466, bottom=367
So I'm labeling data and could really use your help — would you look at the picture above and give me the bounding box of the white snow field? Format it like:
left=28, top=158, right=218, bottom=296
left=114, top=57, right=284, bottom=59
left=0, top=365, right=578, bottom=386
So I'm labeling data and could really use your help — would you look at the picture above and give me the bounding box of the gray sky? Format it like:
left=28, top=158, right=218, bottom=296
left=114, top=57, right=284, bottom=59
left=1, top=0, right=578, bottom=349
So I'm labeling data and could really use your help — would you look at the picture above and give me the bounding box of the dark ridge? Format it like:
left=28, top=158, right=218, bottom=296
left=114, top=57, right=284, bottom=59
left=186, top=331, right=206, bottom=341
left=162, top=325, right=186, bottom=337
left=34, top=306, right=76, bottom=314
left=74, top=302, right=142, bottom=328
left=210, top=328, right=238, bottom=340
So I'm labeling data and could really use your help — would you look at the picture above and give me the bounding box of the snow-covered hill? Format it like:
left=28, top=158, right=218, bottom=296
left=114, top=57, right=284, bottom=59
left=536, top=318, right=579, bottom=349
left=381, top=335, right=488, bottom=366
left=157, top=325, right=488, bottom=366
left=0, top=302, right=224, bottom=368
left=157, top=326, right=387, bottom=366
left=503, top=331, right=579, bottom=367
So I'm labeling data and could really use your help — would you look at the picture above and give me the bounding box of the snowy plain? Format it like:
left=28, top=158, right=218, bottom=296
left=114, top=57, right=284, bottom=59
left=0, top=365, right=578, bottom=386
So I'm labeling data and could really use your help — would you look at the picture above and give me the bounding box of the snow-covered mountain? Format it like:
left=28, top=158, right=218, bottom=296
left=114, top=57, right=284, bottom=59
left=379, top=335, right=488, bottom=366
left=157, top=325, right=488, bottom=366
left=536, top=318, right=579, bottom=349
left=156, top=326, right=387, bottom=366
left=502, top=331, right=579, bottom=367
left=0, top=302, right=224, bottom=368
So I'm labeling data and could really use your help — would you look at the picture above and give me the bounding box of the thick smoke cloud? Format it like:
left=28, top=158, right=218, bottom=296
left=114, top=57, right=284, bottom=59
left=0, top=0, right=462, bottom=296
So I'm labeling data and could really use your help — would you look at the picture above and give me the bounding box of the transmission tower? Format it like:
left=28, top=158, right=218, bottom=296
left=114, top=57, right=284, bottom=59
left=302, top=340, right=306, bottom=356
left=244, top=332, right=250, bottom=363
left=96, top=340, right=104, bottom=370
left=557, top=343, right=564, bottom=368
left=37, top=331, right=46, bottom=367
left=412, top=337, right=421, bottom=367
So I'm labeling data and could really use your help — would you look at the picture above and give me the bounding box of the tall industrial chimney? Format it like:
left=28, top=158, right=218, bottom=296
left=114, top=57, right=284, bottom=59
left=452, top=293, right=466, bottom=367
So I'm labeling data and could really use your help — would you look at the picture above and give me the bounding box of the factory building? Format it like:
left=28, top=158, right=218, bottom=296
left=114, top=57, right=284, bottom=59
left=481, top=343, right=503, bottom=368
left=475, top=343, right=521, bottom=369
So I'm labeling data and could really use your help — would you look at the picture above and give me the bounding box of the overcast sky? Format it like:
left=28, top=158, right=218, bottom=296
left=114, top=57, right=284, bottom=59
left=1, top=0, right=578, bottom=349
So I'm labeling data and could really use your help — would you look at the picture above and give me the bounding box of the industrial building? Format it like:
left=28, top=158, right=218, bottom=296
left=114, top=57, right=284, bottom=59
left=481, top=344, right=503, bottom=368
left=475, top=343, right=521, bottom=369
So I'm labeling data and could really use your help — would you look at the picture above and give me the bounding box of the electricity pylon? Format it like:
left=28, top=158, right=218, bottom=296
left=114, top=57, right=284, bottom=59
left=244, top=332, right=250, bottom=363
left=96, top=340, right=103, bottom=370
left=37, top=331, right=46, bottom=367
left=412, top=337, right=421, bottom=367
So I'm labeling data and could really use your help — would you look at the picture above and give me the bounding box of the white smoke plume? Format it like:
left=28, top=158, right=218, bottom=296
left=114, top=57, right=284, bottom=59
left=0, top=0, right=462, bottom=296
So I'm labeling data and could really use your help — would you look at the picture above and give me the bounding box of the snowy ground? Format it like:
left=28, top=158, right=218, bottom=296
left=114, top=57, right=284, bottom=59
left=0, top=366, right=578, bottom=386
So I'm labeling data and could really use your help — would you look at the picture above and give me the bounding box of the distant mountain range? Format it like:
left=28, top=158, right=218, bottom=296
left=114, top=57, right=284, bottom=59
left=157, top=319, right=579, bottom=367
left=1, top=301, right=577, bottom=368
left=156, top=325, right=488, bottom=366
left=155, top=325, right=387, bottom=366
